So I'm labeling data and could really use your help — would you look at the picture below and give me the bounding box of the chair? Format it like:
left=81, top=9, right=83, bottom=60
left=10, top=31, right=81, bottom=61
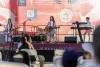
left=21, top=49, right=40, bottom=67
left=54, top=50, right=64, bottom=56
left=53, top=50, right=64, bottom=67
left=13, top=52, right=24, bottom=62
left=0, top=61, right=29, bottom=67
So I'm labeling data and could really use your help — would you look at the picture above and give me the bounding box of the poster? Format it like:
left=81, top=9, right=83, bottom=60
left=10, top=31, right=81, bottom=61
left=18, top=0, right=26, bottom=6
left=27, top=9, right=37, bottom=20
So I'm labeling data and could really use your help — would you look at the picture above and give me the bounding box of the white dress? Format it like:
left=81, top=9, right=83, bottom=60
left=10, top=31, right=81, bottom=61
left=47, top=21, right=56, bottom=35
left=85, top=21, right=92, bottom=28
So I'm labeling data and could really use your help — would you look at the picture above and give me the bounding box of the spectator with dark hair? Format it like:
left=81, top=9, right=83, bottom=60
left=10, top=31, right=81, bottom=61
left=17, top=33, right=33, bottom=51
left=19, top=34, right=33, bottom=50
left=62, top=49, right=79, bottom=67
left=14, top=34, right=45, bottom=67
left=93, top=25, right=100, bottom=63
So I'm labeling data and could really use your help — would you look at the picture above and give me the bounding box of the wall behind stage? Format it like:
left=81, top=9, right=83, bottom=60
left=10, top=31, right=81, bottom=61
left=0, top=0, right=100, bottom=41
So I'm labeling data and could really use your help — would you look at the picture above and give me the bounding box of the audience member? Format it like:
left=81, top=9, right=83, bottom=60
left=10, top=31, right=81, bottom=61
left=77, top=43, right=94, bottom=67
left=77, top=25, right=100, bottom=67
left=93, top=25, right=100, bottom=64
left=62, top=49, right=79, bottom=67
left=18, top=34, right=33, bottom=50
left=16, top=33, right=33, bottom=52
left=14, top=34, right=45, bottom=67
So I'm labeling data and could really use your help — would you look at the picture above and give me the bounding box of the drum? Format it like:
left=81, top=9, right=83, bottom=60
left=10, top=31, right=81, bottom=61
left=36, top=28, right=45, bottom=35
left=39, top=34, right=47, bottom=42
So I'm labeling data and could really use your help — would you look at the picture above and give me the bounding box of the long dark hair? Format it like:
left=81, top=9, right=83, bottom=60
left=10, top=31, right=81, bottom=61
left=50, top=16, right=55, bottom=22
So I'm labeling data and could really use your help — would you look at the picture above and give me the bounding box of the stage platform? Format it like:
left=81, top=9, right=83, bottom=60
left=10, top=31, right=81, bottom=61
left=0, top=42, right=82, bottom=51
left=34, top=42, right=82, bottom=51
left=0, top=42, right=83, bottom=62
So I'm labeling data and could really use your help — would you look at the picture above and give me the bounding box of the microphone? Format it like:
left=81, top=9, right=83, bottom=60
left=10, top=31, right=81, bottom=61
left=29, top=19, right=31, bottom=21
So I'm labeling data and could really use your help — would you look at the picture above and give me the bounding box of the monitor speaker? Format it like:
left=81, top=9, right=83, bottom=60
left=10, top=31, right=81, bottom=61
left=64, top=36, right=77, bottom=43
left=13, top=36, right=21, bottom=43
left=31, top=36, right=40, bottom=42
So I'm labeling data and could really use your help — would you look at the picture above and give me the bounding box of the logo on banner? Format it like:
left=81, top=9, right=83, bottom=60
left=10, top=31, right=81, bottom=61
left=56, top=0, right=62, bottom=4
left=60, top=9, right=73, bottom=22
left=27, top=9, right=37, bottom=20
left=68, top=0, right=76, bottom=4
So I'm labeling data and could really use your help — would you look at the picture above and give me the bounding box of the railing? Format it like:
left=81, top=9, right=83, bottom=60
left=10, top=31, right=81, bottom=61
left=12, top=25, right=73, bottom=41
left=1, top=24, right=94, bottom=42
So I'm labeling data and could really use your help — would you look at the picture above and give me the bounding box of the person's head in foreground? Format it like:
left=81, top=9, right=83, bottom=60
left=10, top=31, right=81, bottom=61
left=62, top=49, right=79, bottom=67
left=93, top=25, right=100, bottom=63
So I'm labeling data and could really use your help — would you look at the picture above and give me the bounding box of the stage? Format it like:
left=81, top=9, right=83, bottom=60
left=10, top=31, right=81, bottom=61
left=0, top=42, right=82, bottom=51
left=0, top=42, right=83, bottom=62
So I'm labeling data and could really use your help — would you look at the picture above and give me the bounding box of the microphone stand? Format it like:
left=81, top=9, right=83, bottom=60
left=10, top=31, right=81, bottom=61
left=23, top=19, right=31, bottom=33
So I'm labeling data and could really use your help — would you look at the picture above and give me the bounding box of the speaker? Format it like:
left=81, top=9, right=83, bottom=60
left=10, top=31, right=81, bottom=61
left=64, top=36, right=77, bottom=43
left=31, top=36, right=40, bottom=42
left=13, top=36, right=21, bottom=43
left=31, top=35, right=47, bottom=43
